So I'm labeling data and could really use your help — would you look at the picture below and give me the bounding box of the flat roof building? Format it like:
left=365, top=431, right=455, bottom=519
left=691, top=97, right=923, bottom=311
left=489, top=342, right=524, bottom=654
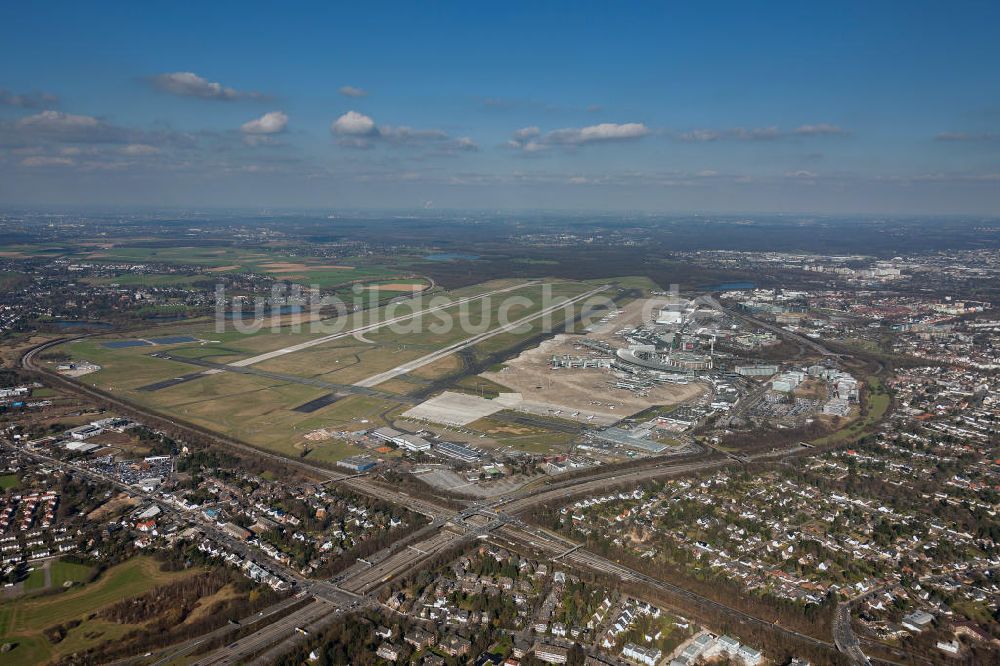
left=591, top=427, right=669, bottom=454
left=434, top=440, right=481, bottom=462
left=337, top=455, right=377, bottom=472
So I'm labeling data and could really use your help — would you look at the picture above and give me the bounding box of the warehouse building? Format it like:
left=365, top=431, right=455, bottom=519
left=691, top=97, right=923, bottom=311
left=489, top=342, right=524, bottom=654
left=735, top=364, right=779, bottom=377
left=337, top=455, right=378, bottom=472
left=433, top=440, right=482, bottom=463
left=591, top=427, right=669, bottom=454
left=371, top=427, right=431, bottom=451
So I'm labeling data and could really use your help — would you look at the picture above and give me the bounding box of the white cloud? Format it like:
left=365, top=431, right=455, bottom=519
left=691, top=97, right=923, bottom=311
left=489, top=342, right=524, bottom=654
left=731, top=126, right=781, bottom=141
left=8, top=110, right=125, bottom=144
left=339, top=86, right=368, bottom=98
left=547, top=122, right=650, bottom=145
left=677, top=129, right=722, bottom=142
left=241, top=111, right=289, bottom=135
left=150, top=72, right=261, bottom=100
left=379, top=125, right=449, bottom=143
left=507, top=122, right=649, bottom=152
left=330, top=111, right=476, bottom=152
left=20, top=155, right=74, bottom=167
left=18, top=110, right=100, bottom=131
left=793, top=124, right=846, bottom=136
left=451, top=137, right=479, bottom=152
left=332, top=111, right=378, bottom=136
left=120, top=143, right=161, bottom=155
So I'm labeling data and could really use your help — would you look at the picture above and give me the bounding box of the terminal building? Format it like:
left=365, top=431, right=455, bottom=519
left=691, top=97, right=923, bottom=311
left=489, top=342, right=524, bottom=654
left=615, top=346, right=712, bottom=375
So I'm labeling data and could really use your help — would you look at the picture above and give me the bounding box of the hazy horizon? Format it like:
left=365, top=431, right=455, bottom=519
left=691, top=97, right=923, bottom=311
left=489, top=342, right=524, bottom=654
left=2, top=1, right=999, bottom=214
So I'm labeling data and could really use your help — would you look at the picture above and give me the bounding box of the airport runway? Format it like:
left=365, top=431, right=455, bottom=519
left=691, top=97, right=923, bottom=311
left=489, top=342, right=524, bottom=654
left=229, top=281, right=540, bottom=368
left=354, top=285, right=609, bottom=387
left=149, top=351, right=419, bottom=404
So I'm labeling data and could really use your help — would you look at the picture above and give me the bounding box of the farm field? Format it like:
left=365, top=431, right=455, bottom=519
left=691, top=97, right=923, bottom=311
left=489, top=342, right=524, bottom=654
left=83, top=244, right=405, bottom=288
left=2, top=238, right=434, bottom=291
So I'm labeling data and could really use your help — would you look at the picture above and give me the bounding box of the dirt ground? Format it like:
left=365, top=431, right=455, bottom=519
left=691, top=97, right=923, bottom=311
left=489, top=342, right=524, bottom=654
left=87, top=493, right=139, bottom=521
left=482, top=329, right=705, bottom=423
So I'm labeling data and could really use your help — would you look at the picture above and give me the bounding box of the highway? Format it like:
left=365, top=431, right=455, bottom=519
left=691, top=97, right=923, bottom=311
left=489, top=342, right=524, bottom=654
left=190, top=597, right=337, bottom=666
left=834, top=601, right=872, bottom=666
left=339, top=527, right=466, bottom=594
left=139, top=594, right=310, bottom=666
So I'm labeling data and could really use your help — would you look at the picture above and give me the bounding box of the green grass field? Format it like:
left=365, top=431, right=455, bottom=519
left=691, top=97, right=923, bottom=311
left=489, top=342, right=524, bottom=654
left=0, top=474, right=18, bottom=490
left=23, top=559, right=92, bottom=593
left=0, top=556, right=198, bottom=665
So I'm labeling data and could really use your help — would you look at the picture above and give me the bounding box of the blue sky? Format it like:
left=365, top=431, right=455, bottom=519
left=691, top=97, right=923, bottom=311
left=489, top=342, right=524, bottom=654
left=1, top=1, right=998, bottom=213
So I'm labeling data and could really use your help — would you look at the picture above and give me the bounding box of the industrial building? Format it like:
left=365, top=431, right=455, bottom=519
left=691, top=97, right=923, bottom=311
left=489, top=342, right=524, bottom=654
left=370, top=427, right=431, bottom=452
left=397, top=434, right=431, bottom=452
left=337, top=455, right=378, bottom=472
left=590, top=427, right=669, bottom=454
left=433, top=440, right=481, bottom=463
left=771, top=370, right=806, bottom=393
left=66, top=423, right=103, bottom=440
left=371, top=427, right=403, bottom=444
left=822, top=397, right=851, bottom=416
left=735, top=364, right=779, bottom=377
